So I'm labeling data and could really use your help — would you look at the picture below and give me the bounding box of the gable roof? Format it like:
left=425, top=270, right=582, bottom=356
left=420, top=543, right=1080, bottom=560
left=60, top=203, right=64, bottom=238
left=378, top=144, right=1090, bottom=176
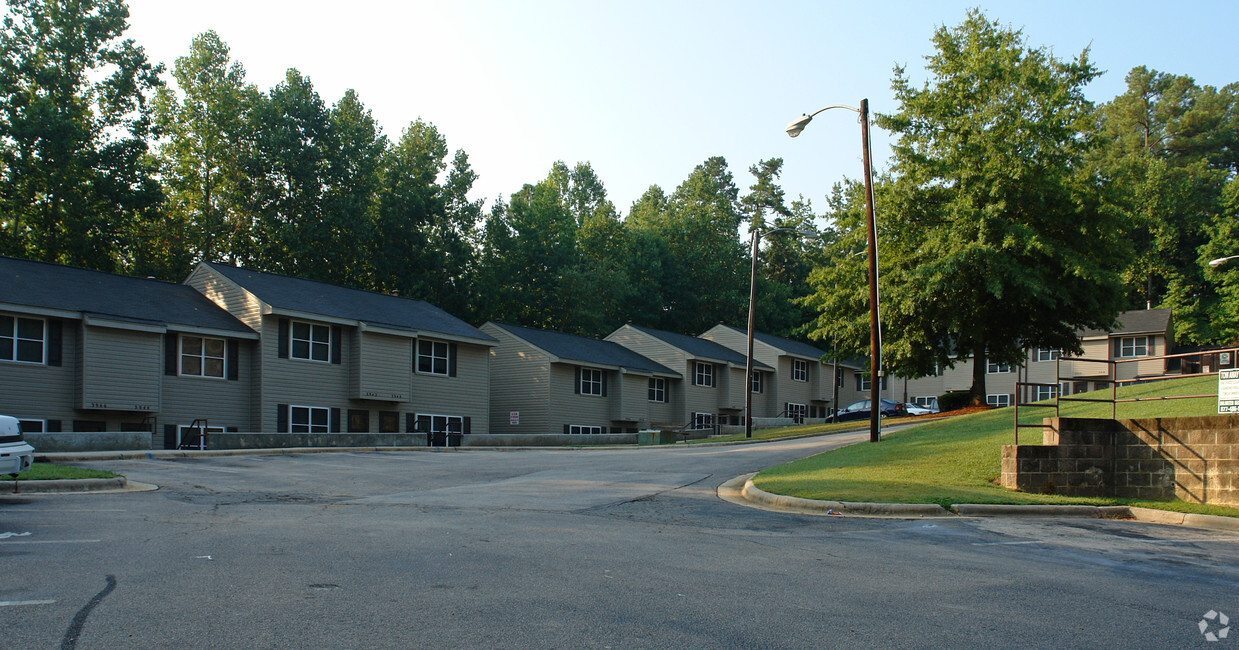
left=488, top=322, right=678, bottom=376
left=0, top=256, right=254, bottom=335
left=707, top=323, right=827, bottom=361
left=1080, top=309, right=1172, bottom=339
left=202, top=262, right=494, bottom=343
left=621, top=324, right=773, bottom=370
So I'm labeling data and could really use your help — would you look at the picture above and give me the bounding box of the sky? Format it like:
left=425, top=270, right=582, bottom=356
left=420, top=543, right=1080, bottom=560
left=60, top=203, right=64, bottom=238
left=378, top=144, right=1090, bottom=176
left=121, top=0, right=1239, bottom=218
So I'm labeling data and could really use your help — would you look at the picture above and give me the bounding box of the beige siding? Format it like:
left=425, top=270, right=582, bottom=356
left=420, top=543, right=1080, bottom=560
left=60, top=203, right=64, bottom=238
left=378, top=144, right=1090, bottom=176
left=79, top=325, right=161, bottom=412
left=185, top=266, right=265, bottom=331
left=683, top=361, right=720, bottom=423
left=647, top=377, right=679, bottom=426
left=357, top=332, right=412, bottom=401
left=0, top=315, right=78, bottom=427
left=549, top=364, right=614, bottom=431
left=617, top=373, right=647, bottom=424
left=483, top=324, right=551, bottom=434
left=719, top=365, right=745, bottom=411
left=409, top=341, right=489, bottom=434
left=161, top=337, right=256, bottom=430
left=258, top=315, right=351, bottom=431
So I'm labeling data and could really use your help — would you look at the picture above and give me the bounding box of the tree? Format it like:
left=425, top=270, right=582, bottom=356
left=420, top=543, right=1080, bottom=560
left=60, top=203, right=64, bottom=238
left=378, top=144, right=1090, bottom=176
left=152, top=30, right=258, bottom=273
left=808, top=11, right=1126, bottom=404
left=0, top=0, right=163, bottom=272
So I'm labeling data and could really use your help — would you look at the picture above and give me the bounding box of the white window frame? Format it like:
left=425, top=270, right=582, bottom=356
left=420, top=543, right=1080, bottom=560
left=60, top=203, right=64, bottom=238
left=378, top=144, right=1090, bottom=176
left=418, top=413, right=463, bottom=434
left=417, top=339, right=451, bottom=375
left=1118, top=336, right=1149, bottom=358
left=18, top=419, right=45, bottom=434
left=913, top=396, right=937, bottom=408
left=568, top=424, right=604, bottom=435
left=692, top=412, right=715, bottom=430
left=1035, top=348, right=1060, bottom=362
left=647, top=377, right=666, bottom=403
left=693, top=362, right=714, bottom=387
left=1034, top=385, right=1058, bottom=401
left=751, top=371, right=764, bottom=394
left=290, top=405, right=330, bottom=433
left=786, top=402, right=807, bottom=423
left=987, top=361, right=1012, bottom=374
left=0, top=314, right=46, bottom=364
left=792, top=359, right=808, bottom=382
left=290, top=321, right=331, bottom=362
left=859, top=375, right=887, bottom=391
left=181, top=335, right=226, bottom=378
left=579, top=367, right=604, bottom=396
left=986, top=394, right=1012, bottom=407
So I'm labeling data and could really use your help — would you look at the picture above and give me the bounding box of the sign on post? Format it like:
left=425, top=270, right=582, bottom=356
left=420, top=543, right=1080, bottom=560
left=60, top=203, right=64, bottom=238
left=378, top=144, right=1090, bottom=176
left=1220, top=369, right=1239, bottom=414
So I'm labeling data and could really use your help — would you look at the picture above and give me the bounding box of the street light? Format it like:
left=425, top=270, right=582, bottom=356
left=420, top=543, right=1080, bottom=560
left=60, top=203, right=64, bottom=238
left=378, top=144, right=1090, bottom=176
left=1208, top=255, right=1239, bottom=268
left=745, top=226, right=819, bottom=439
left=786, top=98, right=883, bottom=443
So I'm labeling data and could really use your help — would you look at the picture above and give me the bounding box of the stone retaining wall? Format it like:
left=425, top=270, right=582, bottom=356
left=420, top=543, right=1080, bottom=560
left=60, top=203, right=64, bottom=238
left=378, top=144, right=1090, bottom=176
left=1001, top=415, right=1239, bottom=507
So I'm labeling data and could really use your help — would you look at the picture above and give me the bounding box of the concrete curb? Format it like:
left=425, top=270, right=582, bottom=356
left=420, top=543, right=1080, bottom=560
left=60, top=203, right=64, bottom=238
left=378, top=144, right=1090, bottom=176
left=740, top=477, right=951, bottom=517
left=0, top=477, right=127, bottom=494
left=950, top=504, right=1132, bottom=518
left=1126, top=507, right=1239, bottom=532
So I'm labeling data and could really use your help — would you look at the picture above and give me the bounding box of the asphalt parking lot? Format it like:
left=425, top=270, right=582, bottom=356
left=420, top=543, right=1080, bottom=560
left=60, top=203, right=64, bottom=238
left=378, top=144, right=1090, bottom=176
left=4, top=435, right=1238, bottom=648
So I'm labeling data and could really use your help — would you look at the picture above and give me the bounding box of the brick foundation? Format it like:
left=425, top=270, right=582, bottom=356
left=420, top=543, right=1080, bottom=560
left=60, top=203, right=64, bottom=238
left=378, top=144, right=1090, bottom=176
left=1001, top=415, right=1239, bottom=507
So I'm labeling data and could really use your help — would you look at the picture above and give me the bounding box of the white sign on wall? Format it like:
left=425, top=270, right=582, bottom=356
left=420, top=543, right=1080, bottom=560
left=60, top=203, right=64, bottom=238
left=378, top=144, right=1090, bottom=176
left=510, top=411, right=520, bottom=425
left=1220, top=369, right=1239, bottom=414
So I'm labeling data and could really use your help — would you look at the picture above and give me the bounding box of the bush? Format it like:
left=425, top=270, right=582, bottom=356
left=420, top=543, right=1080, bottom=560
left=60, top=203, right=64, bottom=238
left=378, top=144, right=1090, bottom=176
left=938, top=391, right=973, bottom=412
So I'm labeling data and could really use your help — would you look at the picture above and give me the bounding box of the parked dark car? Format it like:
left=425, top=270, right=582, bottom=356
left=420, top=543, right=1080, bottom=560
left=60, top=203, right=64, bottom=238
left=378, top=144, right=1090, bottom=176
left=834, top=398, right=907, bottom=422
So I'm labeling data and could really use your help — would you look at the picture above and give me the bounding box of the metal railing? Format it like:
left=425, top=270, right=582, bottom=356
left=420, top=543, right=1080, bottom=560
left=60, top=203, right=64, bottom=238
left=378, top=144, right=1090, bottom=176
left=1013, top=347, right=1236, bottom=444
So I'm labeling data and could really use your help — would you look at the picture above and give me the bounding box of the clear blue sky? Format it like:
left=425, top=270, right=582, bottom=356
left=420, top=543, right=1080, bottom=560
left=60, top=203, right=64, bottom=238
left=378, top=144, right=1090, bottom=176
left=124, top=0, right=1239, bottom=219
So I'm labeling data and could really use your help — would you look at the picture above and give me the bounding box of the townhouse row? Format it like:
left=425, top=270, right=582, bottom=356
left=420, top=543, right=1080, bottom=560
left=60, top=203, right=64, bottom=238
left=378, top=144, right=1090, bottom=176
left=2, top=256, right=869, bottom=446
left=1, top=255, right=1190, bottom=448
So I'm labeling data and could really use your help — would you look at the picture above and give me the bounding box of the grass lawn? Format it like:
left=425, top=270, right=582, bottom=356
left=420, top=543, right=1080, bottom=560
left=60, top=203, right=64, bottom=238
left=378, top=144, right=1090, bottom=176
left=752, top=375, right=1239, bottom=518
left=8, top=463, right=117, bottom=481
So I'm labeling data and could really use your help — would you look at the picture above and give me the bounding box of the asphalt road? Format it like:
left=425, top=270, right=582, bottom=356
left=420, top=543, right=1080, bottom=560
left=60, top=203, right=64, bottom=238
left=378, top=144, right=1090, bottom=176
left=3, top=432, right=1239, bottom=648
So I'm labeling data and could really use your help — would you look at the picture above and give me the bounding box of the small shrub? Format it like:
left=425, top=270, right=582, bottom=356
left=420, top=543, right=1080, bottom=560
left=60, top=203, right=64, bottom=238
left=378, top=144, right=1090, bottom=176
left=938, top=391, right=973, bottom=412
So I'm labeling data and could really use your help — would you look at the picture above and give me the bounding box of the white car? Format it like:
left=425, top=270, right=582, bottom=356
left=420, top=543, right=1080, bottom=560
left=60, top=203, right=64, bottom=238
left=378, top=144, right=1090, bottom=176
left=0, top=415, right=35, bottom=475
left=904, top=402, right=940, bottom=416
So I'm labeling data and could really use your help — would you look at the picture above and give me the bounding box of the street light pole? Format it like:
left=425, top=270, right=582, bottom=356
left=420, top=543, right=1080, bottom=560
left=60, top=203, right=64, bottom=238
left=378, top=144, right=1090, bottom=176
left=787, top=98, right=882, bottom=443
left=745, top=226, right=818, bottom=439
left=1208, top=255, right=1239, bottom=268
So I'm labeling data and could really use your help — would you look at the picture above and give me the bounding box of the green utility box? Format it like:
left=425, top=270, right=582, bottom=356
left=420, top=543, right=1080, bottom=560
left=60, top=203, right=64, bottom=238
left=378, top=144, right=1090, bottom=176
left=638, top=430, right=677, bottom=445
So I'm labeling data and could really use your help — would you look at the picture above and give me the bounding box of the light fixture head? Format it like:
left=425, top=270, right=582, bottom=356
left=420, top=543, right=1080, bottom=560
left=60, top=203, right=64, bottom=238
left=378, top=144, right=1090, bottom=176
left=785, top=114, right=812, bottom=138
left=1208, top=256, right=1237, bottom=268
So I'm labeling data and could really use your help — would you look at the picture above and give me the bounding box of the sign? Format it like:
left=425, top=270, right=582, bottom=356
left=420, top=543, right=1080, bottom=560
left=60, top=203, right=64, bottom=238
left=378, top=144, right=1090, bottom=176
left=509, top=411, right=520, bottom=425
left=1220, top=369, right=1239, bottom=414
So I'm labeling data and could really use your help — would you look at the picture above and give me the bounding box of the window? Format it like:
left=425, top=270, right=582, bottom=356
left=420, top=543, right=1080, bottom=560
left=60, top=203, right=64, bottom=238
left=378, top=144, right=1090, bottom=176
left=692, top=412, right=715, bottom=430
left=648, top=377, right=666, bottom=402
left=1035, top=348, right=1060, bottom=362
left=913, top=396, right=937, bottom=409
left=416, top=414, right=464, bottom=434
left=792, top=359, right=808, bottom=382
left=291, top=321, right=331, bottom=362
left=786, top=402, right=807, bottom=424
left=836, top=368, right=845, bottom=387
left=0, top=315, right=45, bottom=364
left=18, top=419, right=44, bottom=434
left=290, top=406, right=330, bottom=433
left=693, top=362, right=714, bottom=387
left=379, top=411, right=399, bottom=433
left=181, top=335, right=226, bottom=378
left=987, top=361, right=1012, bottom=374
left=986, top=394, right=1012, bottom=408
left=579, top=367, right=604, bottom=396
left=417, top=339, right=450, bottom=375
left=1034, top=385, right=1058, bottom=401
left=1119, top=336, right=1149, bottom=358
left=859, top=375, right=888, bottom=391
left=751, top=371, right=764, bottom=394
left=347, top=409, right=369, bottom=433
left=568, top=425, right=604, bottom=435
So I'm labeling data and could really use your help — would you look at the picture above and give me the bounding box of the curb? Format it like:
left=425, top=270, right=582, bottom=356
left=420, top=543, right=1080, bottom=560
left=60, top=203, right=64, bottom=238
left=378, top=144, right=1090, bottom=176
left=740, top=477, right=950, bottom=517
left=1126, top=507, right=1239, bottom=532
left=949, top=504, right=1132, bottom=518
left=0, top=477, right=128, bottom=494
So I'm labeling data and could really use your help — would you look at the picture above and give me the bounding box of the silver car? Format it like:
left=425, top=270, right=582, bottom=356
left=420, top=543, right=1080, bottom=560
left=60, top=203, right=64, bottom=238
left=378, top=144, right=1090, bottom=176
left=0, top=415, right=35, bottom=475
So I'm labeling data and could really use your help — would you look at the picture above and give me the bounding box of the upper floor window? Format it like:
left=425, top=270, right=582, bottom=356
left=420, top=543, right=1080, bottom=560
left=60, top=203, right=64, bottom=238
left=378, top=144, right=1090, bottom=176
left=1035, top=348, right=1060, bottom=362
left=1118, top=336, right=1149, bottom=358
left=693, top=362, right=714, bottom=387
left=648, top=377, right=666, bottom=402
left=792, top=359, right=808, bottom=382
left=181, top=335, right=226, bottom=378
left=987, top=361, right=1012, bottom=374
left=751, top=371, right=764, bottom=394
left=579, top=367, right=604, bottom=396
left=0, top=315, right=44, bottom=364
left=291, top=321, right=331, bottom=362
left=418, top=339, right=451, bottom=375
left=858, top=374, right=888, bottom=391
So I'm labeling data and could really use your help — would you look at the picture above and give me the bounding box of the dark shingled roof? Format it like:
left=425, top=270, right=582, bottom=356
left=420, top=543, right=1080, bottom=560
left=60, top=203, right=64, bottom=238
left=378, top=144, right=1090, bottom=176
left=624, top=324, right=773, bottom=370
left=1080, top=309, right=1172, bottom=338
left=708, top=323, right=827, bottom=360
left=490, top=323, right=678, bottom=375
left=205, top=262, right=494, bottom=342
left=0, top=256, right=253, bottom=334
